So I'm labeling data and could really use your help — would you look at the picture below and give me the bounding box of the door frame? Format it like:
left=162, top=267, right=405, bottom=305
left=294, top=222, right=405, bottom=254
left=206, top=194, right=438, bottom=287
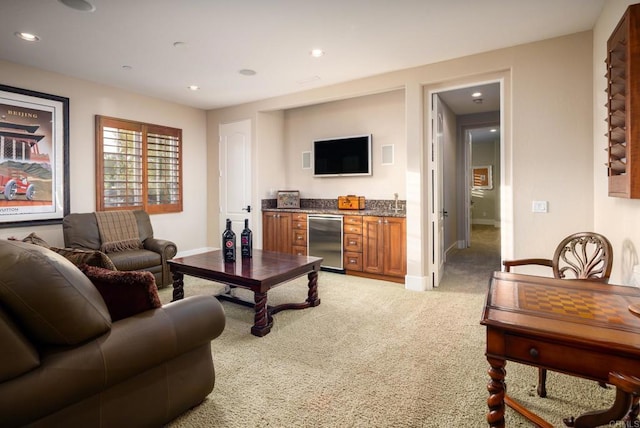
left=424, top=72, right=511, bottom=285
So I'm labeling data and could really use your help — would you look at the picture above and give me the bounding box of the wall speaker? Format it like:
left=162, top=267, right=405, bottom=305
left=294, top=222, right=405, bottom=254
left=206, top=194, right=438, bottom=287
left=302, top=151, right=311, bottom=169
left=381, top=145, right=394, bottom=165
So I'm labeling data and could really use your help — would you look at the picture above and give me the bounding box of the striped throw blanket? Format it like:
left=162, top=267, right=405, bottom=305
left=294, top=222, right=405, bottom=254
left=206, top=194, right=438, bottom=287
left=95, top=211, right=143, bottom=253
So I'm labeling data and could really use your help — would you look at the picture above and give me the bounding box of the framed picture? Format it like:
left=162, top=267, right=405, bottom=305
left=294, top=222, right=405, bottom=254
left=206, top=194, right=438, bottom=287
left=277, top=190, right=300, bottom=209
left=472, top=165, right=493, bottom=190
left=0, top=84, right=69, bottom=227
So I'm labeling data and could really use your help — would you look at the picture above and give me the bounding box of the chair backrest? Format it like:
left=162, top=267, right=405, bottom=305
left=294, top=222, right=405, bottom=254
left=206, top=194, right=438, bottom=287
left=552, top=232, right=613, bottom=282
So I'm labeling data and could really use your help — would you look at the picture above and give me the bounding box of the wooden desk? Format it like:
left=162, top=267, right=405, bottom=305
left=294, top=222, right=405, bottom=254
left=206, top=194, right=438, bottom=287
left=481, top=271, right=640, bottom=427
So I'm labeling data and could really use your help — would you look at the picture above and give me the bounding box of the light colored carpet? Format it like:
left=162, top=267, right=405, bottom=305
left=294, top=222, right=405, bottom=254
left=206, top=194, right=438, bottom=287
left=157, top=226, right=619, bottom=427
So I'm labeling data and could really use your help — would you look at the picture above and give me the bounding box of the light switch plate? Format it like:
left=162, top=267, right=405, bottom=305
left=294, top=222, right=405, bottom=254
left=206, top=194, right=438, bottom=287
left=532, top=200, right=548, bottom=213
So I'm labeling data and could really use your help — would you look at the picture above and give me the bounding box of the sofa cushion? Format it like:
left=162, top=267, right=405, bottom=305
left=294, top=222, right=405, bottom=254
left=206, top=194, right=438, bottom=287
left=79, top=265, right=161, bottom=321
left=107, top=248, right=161, bottom=271
left=50, top=247, right=117, bottom=270
left=17, top=232, right=116, bottom=270
left=21, top=232, right=51, bottom=248
left=0, top=240, right=111, bottom=345
left=0, top=306, right=39, bottom=382
left=63, top=212, right=102, bottom=250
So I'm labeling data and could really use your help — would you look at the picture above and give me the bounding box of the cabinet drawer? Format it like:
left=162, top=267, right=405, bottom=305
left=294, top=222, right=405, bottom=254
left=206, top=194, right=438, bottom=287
left=344, top=224, right=362, bottom=234
left=293, top=230, right=307, bottom=246
left=292, top=220, right=307, bottom=230
left=292, top=213, right=307, bottom=222
left=344, top=216, right=362, bottom=226
left=503, top=334, right=622, bottom=382
left=344, top=252, right=362, bottom=271
left=344, top=233, right=362, bottom=252
left=292, top=245, right=307, bottom=256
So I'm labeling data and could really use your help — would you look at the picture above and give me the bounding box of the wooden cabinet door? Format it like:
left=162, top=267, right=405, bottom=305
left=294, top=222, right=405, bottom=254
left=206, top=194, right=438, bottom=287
left=262, top=212, right=278, bottom=252
left=383, top=217, right=406, bottom=277
left=262, top=212, right=292, bottom=253
left=363, top=216, right=384, bottom=274
left=275, top=213, right=292, bottom=253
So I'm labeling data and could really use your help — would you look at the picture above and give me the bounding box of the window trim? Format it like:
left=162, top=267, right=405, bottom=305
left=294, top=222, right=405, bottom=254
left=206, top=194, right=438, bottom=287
left=95, top=115, right=183, bottom=214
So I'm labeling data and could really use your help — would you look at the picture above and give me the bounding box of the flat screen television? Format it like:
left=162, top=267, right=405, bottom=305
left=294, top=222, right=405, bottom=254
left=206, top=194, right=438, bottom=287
left=313, top=134, right=372, bottom=177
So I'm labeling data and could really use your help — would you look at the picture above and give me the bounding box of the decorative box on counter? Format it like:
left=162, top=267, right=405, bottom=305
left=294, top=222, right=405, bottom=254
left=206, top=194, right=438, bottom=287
left=338, top=195, right=365, bottom=210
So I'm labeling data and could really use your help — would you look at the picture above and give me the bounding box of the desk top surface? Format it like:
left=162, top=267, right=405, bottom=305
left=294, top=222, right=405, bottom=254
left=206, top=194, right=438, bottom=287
left=482, top=271, right=640, bottom=351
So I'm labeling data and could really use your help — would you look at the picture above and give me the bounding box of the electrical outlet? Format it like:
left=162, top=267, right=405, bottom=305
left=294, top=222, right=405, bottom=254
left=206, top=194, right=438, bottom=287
left=532, top=201, right=548, bottom=213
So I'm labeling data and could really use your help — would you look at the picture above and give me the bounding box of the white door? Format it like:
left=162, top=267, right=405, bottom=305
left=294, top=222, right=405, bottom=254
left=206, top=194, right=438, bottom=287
left=429, top=94, right=445, bottom=287
left=219, top=120, right=252, bottom=245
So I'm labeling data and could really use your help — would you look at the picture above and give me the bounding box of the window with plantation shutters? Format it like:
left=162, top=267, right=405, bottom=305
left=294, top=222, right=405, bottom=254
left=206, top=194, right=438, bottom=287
left=95, top=115, right=183, bottom=214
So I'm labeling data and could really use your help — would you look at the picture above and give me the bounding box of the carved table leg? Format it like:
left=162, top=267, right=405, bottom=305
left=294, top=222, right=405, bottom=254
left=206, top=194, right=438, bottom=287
left=487, top=357, right=506, bottom=428
left=306, top=270, right=321, bottom=306
left=251, top=291, right=272, bottom=337
left=171, top=271, right=184, bottom=302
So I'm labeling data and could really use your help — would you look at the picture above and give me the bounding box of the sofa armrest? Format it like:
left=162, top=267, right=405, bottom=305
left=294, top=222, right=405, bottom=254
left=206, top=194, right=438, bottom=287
left=0, top=295, right=225, bottom=427
left=144, top=238, right=177, bottom=260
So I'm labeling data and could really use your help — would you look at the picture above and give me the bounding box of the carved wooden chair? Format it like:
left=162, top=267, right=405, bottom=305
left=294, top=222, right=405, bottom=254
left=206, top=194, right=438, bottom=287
left=503, top=232, right=614, bottom=398
left=562, top=373, right=640, bottom=427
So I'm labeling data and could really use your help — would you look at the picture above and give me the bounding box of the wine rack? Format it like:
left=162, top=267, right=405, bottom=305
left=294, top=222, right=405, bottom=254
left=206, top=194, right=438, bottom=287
left=607, top=4, right=640, bottom=198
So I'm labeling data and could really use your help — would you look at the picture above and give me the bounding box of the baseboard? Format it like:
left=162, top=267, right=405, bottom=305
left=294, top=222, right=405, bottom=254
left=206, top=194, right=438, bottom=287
left=472, top=219, right=495, bottom=225
left=405, top=275, right=431, bottom=291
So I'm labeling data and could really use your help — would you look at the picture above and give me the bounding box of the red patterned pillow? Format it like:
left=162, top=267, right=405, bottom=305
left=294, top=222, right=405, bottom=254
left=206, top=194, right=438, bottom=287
left=79, top=265, right=161, bottom=321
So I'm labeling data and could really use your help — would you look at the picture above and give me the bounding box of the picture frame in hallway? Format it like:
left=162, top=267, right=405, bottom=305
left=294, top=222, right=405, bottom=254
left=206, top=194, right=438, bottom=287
left=0, top=84, right=69, bottom=227
left=472, top=165, right=493, bottom=190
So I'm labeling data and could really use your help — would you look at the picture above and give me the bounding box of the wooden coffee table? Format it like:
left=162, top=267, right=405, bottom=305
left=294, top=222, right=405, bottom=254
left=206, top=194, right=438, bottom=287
left=168, top=249, right=323, bottom=336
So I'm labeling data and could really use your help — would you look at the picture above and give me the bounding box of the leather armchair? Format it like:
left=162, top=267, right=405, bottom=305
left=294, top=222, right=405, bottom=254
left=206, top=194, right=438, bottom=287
left=63, top=210, right=177, bottom=287
left=0, top=239, right=225, bottom=427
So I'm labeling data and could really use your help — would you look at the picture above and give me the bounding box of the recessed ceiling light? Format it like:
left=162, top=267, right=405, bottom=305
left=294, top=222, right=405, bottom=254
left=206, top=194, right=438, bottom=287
left=310, top=49, right=324, bottom=58
left=15, top=32, right=40, bottom=42
left=58, top=0, right=96, bottom=12
left=121, top=65, right=133, bottom=70
left=173, top=41, right=187, bottom=48
left=490, top=128, right=497, bottom=133
left=473, top=98, right=483, bottom=104
left=472, top=92, right=482, bottom=98
left=238, top=69, right=256, bottom=76
left=188, top=85, right=200, bottom=91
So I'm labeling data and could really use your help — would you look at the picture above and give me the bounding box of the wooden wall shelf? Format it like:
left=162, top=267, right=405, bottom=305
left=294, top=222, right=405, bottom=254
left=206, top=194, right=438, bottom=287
left=607, top=4, right=640, bottom=198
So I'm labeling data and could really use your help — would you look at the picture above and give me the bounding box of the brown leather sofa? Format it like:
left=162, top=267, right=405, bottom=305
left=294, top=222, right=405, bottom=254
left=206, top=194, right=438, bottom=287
left=0, top=239, right=226, bottom=427
left=63, top=210, right=177, bottom=287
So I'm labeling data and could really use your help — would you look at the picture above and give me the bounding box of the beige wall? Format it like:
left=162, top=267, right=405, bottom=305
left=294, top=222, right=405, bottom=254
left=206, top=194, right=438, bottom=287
left=208, top=31, right=593, bottom=289
left=283, top=90, right=406, bottom=199
left=594, top=0, right=640, bottom=284
left=0, top=28, right=596, bottom=288
left=0, top=59, right=208, bottom=254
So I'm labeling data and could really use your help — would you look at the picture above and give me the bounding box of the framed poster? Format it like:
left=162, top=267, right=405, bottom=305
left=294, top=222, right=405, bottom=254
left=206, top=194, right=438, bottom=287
left=0, top=84, right=69, bottom=227
left=472, top=165, right=493, bottom=190
left=276, top=190, right=300, bottom=209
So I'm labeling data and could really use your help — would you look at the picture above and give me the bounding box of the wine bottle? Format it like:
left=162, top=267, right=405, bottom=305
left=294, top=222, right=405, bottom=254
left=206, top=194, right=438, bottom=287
left=240, top=218, right=253, bottom=258
left=222, top=218, right=236, bottom=262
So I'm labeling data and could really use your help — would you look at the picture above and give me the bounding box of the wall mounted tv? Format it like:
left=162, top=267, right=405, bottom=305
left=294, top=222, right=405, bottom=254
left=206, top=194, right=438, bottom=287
left=313, top=134, right=372, bottom=177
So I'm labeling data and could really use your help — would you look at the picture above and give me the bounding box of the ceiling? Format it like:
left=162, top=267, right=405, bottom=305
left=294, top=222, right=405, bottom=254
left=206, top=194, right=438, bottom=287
left=0, top=0, right=605, bottom=110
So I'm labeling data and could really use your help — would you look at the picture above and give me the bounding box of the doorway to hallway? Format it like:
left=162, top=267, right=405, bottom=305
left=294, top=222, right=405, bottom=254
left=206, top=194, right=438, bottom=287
left=429, top=80, right=503, bottom=283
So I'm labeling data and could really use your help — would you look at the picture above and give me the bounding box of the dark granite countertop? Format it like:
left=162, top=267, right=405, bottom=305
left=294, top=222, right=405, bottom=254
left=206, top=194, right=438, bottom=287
left=262, top=207, right=406, bottom=218
left=261, top=197, right=406, bottom=217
